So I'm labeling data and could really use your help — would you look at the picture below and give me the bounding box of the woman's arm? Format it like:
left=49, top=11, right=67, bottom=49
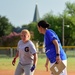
left=53, top=40, right=60, bottom=54
left=33, top=53, right=38, bottom=66
left=30, top=53, right=38, bottom=72
left=12, top=51, right=19, bottom=66
left=53, top=39, right=61, bottom=63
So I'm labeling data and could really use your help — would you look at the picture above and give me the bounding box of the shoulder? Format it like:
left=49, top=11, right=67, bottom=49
left=28, top=40, right=35, bottom=46
left=18, top=40, right=23, bottom=45
left=45, top=29, right=52, bottom=35
left=46, top=29, right=56, bottom=35
left=28, top=40, right=34, bottom=45
left=46, top=29, right=54, bottom=33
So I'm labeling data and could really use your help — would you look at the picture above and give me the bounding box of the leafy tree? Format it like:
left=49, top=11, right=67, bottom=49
left=63, top=1, right=75, bottom=45
left=0, top=16, right=13, bottom=37
left=65, top=2, right=75, bottom=16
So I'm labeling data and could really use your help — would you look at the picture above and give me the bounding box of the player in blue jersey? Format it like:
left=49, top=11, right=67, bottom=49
left=37, top=20, right=67, bottom=75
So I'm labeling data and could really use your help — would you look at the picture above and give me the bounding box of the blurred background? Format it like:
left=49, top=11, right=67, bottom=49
left=0, top=0, right=75, bottom=56
left=0, top=0, right=75, bottom=75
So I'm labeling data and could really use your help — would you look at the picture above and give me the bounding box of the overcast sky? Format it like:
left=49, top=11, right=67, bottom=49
left=0, top=0, right=75, bottom=27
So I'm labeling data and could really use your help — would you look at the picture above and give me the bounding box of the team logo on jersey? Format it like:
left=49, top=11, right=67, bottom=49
left=24, top=47, right=29, bottom=52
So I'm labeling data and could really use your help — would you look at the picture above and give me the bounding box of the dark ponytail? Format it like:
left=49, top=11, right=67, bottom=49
left=38, top=20, right=49, bottom=28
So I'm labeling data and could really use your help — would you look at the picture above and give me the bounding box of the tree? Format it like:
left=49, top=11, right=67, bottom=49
left=63, top=1, right=75, bottom=45
left=65, top=2, right=75, bottom=16
left=0, top=15, right=13, bottom=37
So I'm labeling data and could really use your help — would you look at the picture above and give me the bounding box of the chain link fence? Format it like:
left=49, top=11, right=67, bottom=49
left=0, top=46, right=75, bottom=57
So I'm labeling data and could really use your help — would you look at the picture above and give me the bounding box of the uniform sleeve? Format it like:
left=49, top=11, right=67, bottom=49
left=29, top=41, right=37, bottom=54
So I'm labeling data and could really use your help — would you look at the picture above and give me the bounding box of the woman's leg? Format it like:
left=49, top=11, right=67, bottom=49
left=23, top=64, right=34, bottom=75
left=60, top=60, right=67, bottom=75
left=15, top=63, right=24, bottom=75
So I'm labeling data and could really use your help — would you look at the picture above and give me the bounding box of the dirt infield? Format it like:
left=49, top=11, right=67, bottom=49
left=0, top=70, right=75, bottom=75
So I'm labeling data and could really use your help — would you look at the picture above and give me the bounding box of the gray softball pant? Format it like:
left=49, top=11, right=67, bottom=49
left=14, top=62, right=34, bottom=75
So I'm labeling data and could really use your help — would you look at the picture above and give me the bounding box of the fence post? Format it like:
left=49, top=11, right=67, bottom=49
left=35, top=42, right=39, bottom=53
left=42, top=42, right=45, bottom=53
left=10, top=47, right=13, bottom=57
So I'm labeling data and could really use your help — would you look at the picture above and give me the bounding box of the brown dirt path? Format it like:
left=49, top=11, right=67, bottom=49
left=0, top=70, right=75, bottom=75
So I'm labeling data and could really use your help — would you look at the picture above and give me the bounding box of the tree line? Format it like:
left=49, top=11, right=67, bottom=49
left=0, top=1, right=75, bottom=46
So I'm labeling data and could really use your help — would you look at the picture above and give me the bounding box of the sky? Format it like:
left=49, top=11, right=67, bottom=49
left=0, top=0, right=75, bottom=27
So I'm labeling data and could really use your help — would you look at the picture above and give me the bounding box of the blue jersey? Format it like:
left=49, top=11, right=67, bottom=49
left=44, top=29, right=67, bottom=63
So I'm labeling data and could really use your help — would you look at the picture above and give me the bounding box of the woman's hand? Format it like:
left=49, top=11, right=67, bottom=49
left=12, top=58, right=16, bottom=66
left=56, top=55, right=61, bottom=64
left=12, top=51, right=19, bottom=66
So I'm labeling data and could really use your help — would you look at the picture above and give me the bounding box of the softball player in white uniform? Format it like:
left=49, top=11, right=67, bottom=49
left=12, top=29, right=38, bottom=75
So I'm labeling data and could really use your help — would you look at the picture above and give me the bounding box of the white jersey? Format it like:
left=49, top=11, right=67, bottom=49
left=17, top=40, right=36, bottom=65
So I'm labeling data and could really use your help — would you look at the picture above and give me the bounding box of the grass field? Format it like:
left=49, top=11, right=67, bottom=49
left=0, top=54, right=75, bottom=72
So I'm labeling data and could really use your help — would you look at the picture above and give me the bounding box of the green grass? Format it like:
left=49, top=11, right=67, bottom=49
left=0, top=58, right=16, bottom=70
left=0, top=54, right=75, bottom=72
left=37, top=54, right=75, bottom=71
left=67, top=57, right=75, bottom=71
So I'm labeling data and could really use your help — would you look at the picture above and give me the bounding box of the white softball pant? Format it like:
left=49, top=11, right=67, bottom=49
left=50, top=60, right=67, bottom=75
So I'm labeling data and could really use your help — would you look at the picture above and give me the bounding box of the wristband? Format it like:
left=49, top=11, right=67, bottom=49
left=30, top=64, right=35, bottom=72
left=56, top=54, right=60, bottom=56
